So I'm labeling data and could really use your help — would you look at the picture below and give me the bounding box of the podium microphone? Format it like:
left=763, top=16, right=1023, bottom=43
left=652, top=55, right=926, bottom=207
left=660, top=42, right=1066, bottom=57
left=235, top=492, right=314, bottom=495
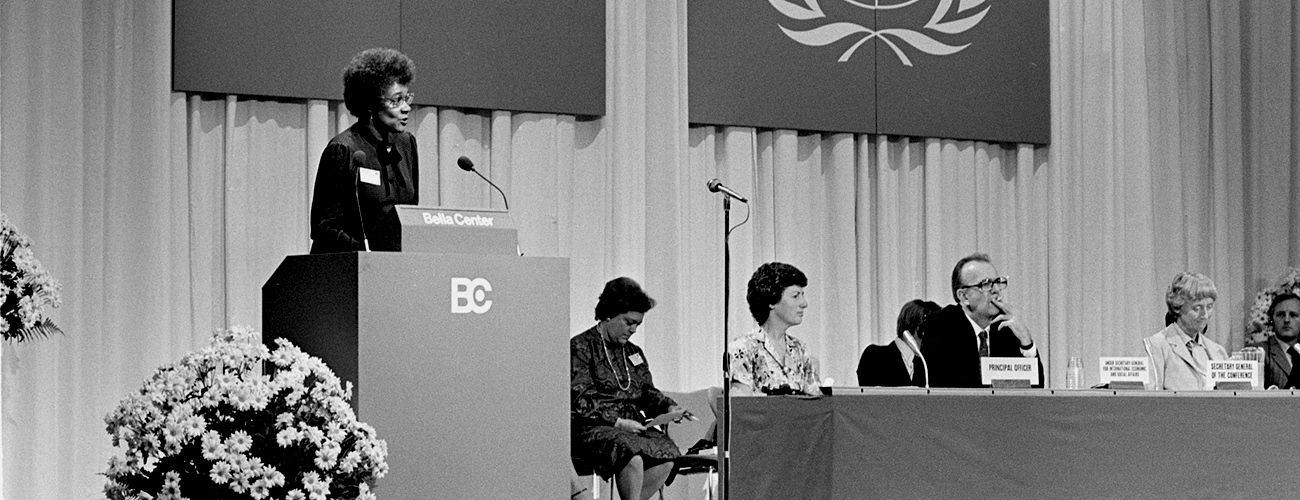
left=707, top=179, right=748, bottom=203
left=458, top=156, right=510, bottom=211
left=352, top=151, right=370, bottom=252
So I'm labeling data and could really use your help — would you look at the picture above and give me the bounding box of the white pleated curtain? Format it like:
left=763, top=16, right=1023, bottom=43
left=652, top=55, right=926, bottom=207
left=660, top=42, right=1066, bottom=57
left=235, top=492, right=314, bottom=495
left=1, top=0, right=1298, bottom=497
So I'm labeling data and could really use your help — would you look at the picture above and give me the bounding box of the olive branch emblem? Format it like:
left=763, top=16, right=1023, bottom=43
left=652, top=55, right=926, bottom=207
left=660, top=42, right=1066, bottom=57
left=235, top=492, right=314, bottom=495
left=769, top=0, right=991, bottom=66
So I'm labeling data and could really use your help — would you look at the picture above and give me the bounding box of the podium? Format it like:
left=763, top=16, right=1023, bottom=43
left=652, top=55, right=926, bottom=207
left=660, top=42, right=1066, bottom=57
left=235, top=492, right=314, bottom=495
left=263, top=209, right=569, bottom=498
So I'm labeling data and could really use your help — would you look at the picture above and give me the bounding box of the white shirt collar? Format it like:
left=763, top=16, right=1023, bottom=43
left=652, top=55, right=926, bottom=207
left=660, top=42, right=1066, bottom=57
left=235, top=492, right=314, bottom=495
left=894, top=338, right=915, bottom=375
left=963, top=309, right=986, bottom=334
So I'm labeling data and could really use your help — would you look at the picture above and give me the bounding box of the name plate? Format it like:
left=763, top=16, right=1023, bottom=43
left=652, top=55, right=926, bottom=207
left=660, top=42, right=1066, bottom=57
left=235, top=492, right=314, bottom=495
left=981, top=357, right=1039, bottom=386
left=397, top=206, right=515, bottom=229
left=1209, top=360, right=1260, bottom=390
left=395, top=205, right=519, bottom=255
left=1099, top=357, right=1150, bottom=388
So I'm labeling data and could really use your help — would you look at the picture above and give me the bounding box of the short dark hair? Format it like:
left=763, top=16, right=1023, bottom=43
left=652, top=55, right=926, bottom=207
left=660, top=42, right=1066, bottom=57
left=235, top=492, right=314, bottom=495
left=746, top=262, right=808, bottom=324
left=897, top=299, right=941, bottom=339
left=951, top=253, right=992, bottom=302
left=342, top=48, right=416, bottom=118
left=1270, top=293, right=1300, bottom=323
left=594, top=277, right=655, bottom=320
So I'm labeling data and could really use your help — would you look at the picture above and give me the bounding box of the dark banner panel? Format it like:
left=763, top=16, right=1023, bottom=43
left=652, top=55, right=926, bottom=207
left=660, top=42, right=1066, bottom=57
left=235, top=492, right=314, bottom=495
left=173, top=0, right=605, bottom=116
left=173, top=0, right=398, bottom=101
left=876, top=0, right=1050, bottom=144
left=400, top=0, right=605, bottom=116
left=689, top=0, right=1050, bottom=144
left=689, top=0, right=876, bottom=134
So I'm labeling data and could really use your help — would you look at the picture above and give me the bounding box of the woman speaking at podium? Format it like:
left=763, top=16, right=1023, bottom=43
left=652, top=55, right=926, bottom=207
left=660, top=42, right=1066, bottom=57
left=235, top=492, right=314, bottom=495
left=309, top=48, right=418, bottom=253
left=571, top=277, right=690, bottom=500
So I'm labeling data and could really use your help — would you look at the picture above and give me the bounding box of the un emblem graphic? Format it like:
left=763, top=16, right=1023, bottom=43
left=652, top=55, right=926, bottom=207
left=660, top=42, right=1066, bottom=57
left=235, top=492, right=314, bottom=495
left=451, top=277, right=493, bottom=314
left=770, top=0, right=990, bottom=66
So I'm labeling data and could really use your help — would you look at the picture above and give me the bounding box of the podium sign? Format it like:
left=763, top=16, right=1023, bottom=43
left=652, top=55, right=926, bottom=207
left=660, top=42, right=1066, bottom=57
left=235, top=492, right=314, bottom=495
left=1099, top=357, right=1150, bottom=389
left=263, top=252, right=569, bottom=498
left=1209, top=360, right=1260, bottom=390
left=395, top=205, right=518, bottom=255
left=981, top=357, right=1038, bottom=387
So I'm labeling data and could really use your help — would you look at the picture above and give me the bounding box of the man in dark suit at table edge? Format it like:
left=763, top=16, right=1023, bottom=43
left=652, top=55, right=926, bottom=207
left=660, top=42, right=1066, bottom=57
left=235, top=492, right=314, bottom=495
left=921, top=253, right=1044, bottom=388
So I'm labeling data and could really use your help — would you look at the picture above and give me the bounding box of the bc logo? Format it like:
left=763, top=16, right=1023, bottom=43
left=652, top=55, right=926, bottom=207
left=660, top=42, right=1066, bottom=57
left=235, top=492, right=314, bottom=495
left=451, top=278, right=493, bottom=314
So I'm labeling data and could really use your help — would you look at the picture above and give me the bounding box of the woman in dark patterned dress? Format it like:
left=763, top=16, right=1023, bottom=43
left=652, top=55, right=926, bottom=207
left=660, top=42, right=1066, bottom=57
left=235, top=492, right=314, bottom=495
left=571, top=277, right=691, bottom=500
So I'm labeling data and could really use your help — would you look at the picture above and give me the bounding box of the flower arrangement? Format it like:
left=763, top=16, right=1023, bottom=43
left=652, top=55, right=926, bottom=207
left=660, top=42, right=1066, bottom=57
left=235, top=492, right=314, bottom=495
left=104, top=327, right=388, bottom=500
left=1246, top=267, right=1300, bottom=341
left=0, top=213, right=62, bottom=342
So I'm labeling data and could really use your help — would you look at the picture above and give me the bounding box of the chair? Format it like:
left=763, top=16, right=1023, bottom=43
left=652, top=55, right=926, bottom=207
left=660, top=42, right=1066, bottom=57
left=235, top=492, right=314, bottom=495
left=572, top=456, right=613, bottom=500
left=574, top=387, right=719, bottom=500
left=660, top=387, right=720, bottom=500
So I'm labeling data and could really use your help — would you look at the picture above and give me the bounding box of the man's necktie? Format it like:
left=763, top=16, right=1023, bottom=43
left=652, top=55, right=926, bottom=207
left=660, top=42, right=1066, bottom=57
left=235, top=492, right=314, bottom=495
left=1287, top=347, right=1300, bottom=388
left=978, top=329, right=990, bottom=357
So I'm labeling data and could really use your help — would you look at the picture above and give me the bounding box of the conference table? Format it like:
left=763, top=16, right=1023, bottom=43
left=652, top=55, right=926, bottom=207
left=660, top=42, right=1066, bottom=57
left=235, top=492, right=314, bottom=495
left=726, top=387, right=1300, bottom=499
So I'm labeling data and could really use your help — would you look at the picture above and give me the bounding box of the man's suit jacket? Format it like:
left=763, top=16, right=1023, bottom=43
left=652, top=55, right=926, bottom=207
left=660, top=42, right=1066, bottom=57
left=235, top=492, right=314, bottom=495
left=856, top=340, right=924, bottom=387
left=1247, top=335, right=1294, bottom=389
left=920, top=305, right=1043, bottom=388
left=1143, top=323, right=1229, bottom=390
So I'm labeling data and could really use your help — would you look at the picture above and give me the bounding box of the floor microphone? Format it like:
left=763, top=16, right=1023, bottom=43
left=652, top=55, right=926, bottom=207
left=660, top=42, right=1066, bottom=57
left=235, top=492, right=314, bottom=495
left=457, top=156, right=510, bottom=211
left=707, top=178, right=748, bottom=203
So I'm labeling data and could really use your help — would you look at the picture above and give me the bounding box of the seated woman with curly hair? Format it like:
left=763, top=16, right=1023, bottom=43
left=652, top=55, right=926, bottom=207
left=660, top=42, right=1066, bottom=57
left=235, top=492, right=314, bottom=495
left=571, top=277, right=691, bottom=500
left=728, top=262, right=821, bottom=396
left=310, top=47, right=419, bottom=253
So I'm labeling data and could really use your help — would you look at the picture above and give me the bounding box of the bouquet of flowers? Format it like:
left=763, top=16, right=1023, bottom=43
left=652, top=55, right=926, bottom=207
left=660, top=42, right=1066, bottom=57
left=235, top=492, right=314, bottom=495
left=104, top=327, right=388, bottom=500
left=0, top=213, right=62, bottom=342
left=1246, top=267, right=1300, bottom=340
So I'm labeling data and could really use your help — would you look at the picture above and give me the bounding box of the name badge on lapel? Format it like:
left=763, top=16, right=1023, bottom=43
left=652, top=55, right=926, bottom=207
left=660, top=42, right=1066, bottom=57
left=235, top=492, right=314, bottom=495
left=629, top=353, right=645, bottom=366
left=359, top=167, right=381, bottom=186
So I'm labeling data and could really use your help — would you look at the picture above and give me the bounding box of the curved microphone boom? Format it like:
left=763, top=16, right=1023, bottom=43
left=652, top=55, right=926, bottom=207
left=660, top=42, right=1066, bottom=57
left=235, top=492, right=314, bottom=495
left=457, top=156, right=510, bottom=211
left=901, top=331, right=929, bottom=389
left=707, top=178, right=748, bottom=203
left=352, top=151, right=370, bottom=252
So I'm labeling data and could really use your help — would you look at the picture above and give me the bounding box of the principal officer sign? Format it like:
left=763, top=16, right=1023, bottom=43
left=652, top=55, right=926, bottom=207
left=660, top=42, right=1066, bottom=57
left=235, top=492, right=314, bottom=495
left=690, top=0, right=1049, bottom=144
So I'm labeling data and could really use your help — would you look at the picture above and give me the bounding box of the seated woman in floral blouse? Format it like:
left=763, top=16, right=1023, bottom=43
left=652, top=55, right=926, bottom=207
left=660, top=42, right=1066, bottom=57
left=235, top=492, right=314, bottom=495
left=728, top=262, right=821, bottom=396
left=571, top=277, right=692, bottom=500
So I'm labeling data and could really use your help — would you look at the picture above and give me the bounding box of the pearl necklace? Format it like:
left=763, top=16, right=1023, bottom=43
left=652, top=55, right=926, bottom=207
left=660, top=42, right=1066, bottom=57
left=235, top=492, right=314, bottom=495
left=601, top=336, right=632, bottom=391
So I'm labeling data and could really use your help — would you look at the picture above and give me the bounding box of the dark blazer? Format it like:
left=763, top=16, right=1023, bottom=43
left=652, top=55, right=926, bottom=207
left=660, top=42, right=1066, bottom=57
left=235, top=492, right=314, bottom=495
left=310, top=122, right=419, bottom=253
left=920, top=304, right=1044, bottom=388
left=857, top=341, right=924, bottom=387
left=1249, top=336, right=1295, bottom=389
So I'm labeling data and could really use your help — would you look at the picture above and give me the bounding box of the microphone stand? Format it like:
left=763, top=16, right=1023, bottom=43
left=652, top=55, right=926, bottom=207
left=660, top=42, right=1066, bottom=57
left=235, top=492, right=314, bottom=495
left=720, top=195, right=731, bottom=500
left=354, top=161, right=369, bottom=252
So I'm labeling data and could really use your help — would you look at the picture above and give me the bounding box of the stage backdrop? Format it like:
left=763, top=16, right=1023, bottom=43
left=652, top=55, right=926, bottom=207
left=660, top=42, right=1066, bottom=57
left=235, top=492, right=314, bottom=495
left=2, top=1, right=1300, bottom=498
left=173, top=0, right=606, bottom=116
left=690, top=0, right=1050, bottom=144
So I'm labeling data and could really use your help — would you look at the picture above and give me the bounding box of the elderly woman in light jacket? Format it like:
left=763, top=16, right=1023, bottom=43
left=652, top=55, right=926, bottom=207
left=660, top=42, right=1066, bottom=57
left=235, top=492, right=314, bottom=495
left=1143, top=272, right=1229, bottom=390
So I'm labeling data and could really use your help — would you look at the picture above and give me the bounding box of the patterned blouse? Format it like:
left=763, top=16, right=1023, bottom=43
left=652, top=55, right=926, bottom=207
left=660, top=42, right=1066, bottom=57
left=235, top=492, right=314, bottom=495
left=571, top=327, right=676, bottom=428
left=727, top=327, right=820, bottom=395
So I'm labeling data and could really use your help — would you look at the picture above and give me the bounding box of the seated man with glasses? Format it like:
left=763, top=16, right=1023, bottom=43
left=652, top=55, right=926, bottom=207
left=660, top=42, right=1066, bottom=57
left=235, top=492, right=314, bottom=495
left=920, top=253, right=1044, bottom=388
